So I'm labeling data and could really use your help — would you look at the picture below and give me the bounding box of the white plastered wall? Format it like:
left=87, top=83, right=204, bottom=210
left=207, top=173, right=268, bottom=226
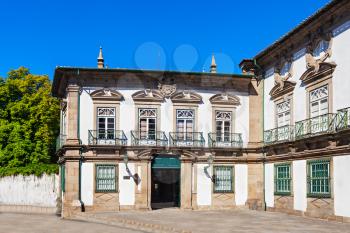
left=264, top=163, right=274, bottom=207
left=81, top=162, right=94, bottom=206
left=333, top=155, right=350, bottom=217
left=197, top=163, right=212, bottom=206
left=79, top=90, right=93, bottom=145
left=293, top=160, right=307, bottom=211
left=235, top=164, right=248, bottom=206
left=118, top=162, right=135, bottom=205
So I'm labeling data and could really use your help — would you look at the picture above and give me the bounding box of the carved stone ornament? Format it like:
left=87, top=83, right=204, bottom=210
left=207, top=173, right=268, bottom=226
left=132, top=89, right=164, bottom=102
left=158, top=83, right=177, bottom=97
left=301, top=32, right=337, bottom=85
left=170, top=91, right=202, bottom=104
left=90, top=88, right=124, bottom=101
left=270, top=58, right=296, bottom=100
left=209, top=93, right=240, bottom=106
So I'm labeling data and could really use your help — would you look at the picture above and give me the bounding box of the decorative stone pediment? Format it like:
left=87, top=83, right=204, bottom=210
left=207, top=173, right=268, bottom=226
left=209, top=93, right=240, bottom=106
left=90, top=88, right=124, bottom=101
left=300, top=62, right=337, bottom=85
left=132, top=89, right=164, bottom=102
left=171, top=91, right=202, bottom=104
left=269, top=80, right=296, bottom=100
left=158, top=83, right=177, bottom=98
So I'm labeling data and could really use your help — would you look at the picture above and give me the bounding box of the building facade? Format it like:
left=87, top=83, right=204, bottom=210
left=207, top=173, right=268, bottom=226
left=53, top=0, right=350, bottom=221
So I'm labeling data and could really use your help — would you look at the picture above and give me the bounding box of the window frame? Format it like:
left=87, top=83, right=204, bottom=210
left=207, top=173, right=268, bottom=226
left=307, top=159, right=331, bottom=198
left=309, top=85, right=329, bottom=118
left=274, top=163, right=292, bottom=196
left=215, top=110, right=232, bottom=142
left=95, top=164, right=117, bottom=193
left=213, top=166, right=234, bottom=193
left=96, top=107, right=116, bottom=140
left=138, top=108, right=157, bottom=139
left=276, top=100, right=291, bottom=128
left=176, top=109, right=195, bottom=138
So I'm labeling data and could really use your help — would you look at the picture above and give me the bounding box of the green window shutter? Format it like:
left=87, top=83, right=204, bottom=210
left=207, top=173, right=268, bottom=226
left=96, top=165, right=117, bottom=192
left=307, top=159, right=331, bottom=198
left=274, top=163, right=291, bottom=195
left=213, top=166, right=234, bottom=193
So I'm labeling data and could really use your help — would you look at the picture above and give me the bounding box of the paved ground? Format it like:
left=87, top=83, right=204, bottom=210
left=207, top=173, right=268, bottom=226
left=0, top=213, right=144, bottom=233
left=74, top=208, right=350, bottom=233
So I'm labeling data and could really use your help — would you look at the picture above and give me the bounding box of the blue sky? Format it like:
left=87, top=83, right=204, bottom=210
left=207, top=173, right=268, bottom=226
left=0, top=0, right=330, bottom=79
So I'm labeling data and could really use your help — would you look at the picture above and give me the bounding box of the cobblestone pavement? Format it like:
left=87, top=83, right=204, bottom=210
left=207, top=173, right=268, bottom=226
left=0, top=213, right=144, bottom=233
left=74, top=208, right=350, bottom=233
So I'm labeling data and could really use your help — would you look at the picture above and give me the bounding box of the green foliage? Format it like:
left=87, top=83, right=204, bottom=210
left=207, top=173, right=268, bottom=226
left=0, top=67, right=60, bottom=176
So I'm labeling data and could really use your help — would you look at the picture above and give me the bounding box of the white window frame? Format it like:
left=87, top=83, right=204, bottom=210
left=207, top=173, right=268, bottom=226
left=309, top=85, right=329, bottom=118
left=176, top=109, right=194, bottom=140
left=215, top=111, right=232, bottom=142
left=138, top=108, right=157, bottom=140
left=276, top=100, right=291, bottom=127
left=97, top=107, right=116, bottom=140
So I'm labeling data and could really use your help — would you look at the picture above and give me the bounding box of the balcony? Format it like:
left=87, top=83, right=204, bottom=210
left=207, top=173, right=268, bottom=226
left=56, top=134, right=67, bottom=151
left=264, top=125, right=294, bottom=145
left=208, top=133, right=243, bottom=148
left=169, top=132, right=205, bottom=147
left=295, top=113, right=337, bottom=140
left=131, top=131, right=168, bottom=147
left=336, top=107, right=350, bottom=131
left=88, top=130, right=127, bottom=146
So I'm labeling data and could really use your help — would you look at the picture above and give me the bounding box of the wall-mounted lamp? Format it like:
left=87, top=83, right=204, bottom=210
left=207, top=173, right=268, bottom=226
left=204, top=154, right=214, bottom=182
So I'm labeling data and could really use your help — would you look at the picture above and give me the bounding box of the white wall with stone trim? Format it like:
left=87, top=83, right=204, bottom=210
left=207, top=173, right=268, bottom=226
left=264, top=163, right=274, bottom=207
left=119, top=162, right=135, bottom=205
left=81, top=162, right=94, bottom=206
left=79, top=90, right=93, bottom=145
left=293, top=160, right=307, bottom=212
left=0, top=174, right=59, bottom=208
left=333, top=155, right=350, bottom=217
left=197, top=163, right=212, bottom=206
left=235, top=164, right=248, bottom=206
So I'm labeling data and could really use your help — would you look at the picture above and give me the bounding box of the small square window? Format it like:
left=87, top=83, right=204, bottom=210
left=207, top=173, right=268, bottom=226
left=96, top=165, right=117, bottom=192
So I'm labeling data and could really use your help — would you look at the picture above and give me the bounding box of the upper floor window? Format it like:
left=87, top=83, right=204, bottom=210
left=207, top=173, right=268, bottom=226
left=176, top=109, right=194, bottom=139
left=215, top=111, right=232, bottom=142
left=97, top=108, right=115, bottom=139
left=276, top=100, right=290, bottom=127
left=139, top=108, right=157, bottom=140
left=310, top=86, right=328, bottom=118
left=313, top=40, right=330, bottom=58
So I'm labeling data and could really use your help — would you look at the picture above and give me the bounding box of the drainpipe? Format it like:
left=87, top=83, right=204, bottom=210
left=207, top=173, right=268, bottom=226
left=77, top=70, right=85, bottom=212
left=254, top=59, right=267, bottom=211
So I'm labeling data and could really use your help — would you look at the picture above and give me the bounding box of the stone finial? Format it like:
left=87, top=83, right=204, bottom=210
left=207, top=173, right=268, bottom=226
left=97, top=46, right=104, bottom=68
left=210, top=54, right=217, bottom=73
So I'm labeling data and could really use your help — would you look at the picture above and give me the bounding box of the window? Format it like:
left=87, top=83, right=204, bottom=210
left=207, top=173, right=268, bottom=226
left=213, top=166, right=234, bottom=193
left=276, top=100, right=291, bottom=127
left=139, top=108, right=157, bottom=140
left=313, top=40, right=329, bottom=58
left=307, top=160, right=330, bottom=197
left=215, top=111, right=231, bottom=142
left=176, top=109, right=194, bottom=140
left=96, top=165, right=117, bottom=192
left=310, top=86, right=328, bottom=118
left=97, top=108, right=115, bottom=139
left=274, top=164, right=291, bottom=195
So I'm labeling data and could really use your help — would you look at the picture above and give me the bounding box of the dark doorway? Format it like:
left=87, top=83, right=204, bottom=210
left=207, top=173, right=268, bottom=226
left=151, top=155, right=180, bottom=209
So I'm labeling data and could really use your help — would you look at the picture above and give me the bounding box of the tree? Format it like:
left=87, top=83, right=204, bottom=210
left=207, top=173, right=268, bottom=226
left=0, top=67, right=60, bottom=176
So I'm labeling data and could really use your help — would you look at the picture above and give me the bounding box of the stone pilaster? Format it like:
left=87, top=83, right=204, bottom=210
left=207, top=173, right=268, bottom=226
left=135, top=161, right=150, bottom=210
left=248, top=78, right=263, bottom=147
left=246, top=162, right=264, bottom=210
left=66, top=84, right=80, bottom=145
left=180, top=161, right=192, bottom=209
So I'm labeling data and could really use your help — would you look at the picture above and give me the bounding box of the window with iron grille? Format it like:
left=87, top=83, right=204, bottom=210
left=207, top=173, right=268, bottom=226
left=307, top=160, right=330, bottom=197
left=274, top=163, right=291, bottom=195
left=96, top=165, right=117, bottom=192
left=213, top=166, right=234, bottom=193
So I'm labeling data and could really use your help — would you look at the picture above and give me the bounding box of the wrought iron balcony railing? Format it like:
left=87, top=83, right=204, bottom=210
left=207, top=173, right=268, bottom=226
left=88, top=130, right=127, bottom=146
left=56, top=134, right=67, bottom=151
left=295, top=113, right=337, bottom=140
left=131, top=131, right=168, bottom=146
left=264, top=125, right=294, bottom=145
left=336, top=107, right=350, bottom=131
left=208, top=133, right=243, bottom=148
left=169, top=132, right=205, bottom=147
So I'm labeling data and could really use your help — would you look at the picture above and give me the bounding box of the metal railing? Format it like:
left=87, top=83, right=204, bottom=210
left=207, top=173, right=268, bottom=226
left=56, top=134, right=67, bottom=151
left=88, top=130, right=127, bottom=146
left=295, top=113, right=337, bottom=140
left=336, top=107, right=350, bottom=131
left=264, top=125, right=294, bottom=145
left=169, top=132, right=205, bottom=147
left=131, top=131, right=168, bottom=146
left=208, top=133, right=243, bottom=148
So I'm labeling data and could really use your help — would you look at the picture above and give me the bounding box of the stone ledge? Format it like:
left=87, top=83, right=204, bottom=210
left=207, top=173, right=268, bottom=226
left=0, top=204, right=57, bottom=215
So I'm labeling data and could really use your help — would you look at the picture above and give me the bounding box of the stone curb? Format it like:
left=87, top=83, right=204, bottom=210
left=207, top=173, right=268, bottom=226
left=0, top=205, right=57, bottom=215
left=70, top=213, right=192, bottom=233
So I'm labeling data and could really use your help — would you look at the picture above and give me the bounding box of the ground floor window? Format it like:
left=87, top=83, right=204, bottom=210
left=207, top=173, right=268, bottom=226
left=213, top=166, right=234, bottom=193
left=96, top=165, right=117, bottom=192
left=274, top=163, right=291, bottom=195
left=307, top=160, right=330, bottom=197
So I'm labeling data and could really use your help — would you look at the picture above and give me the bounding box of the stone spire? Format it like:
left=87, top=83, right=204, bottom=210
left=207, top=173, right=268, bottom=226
left=210, top=54, right=217, bottom=73
left=97, top=46, right=104, bottom=68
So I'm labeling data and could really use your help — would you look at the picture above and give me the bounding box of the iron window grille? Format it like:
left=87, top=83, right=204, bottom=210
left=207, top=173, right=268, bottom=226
left=274, top=163, right=292, bottom=196
left=307, top=159, right=331, bottom=198
left=213, top=166, right=234, bottom=193
left=95, top=164, right=117, bottom=192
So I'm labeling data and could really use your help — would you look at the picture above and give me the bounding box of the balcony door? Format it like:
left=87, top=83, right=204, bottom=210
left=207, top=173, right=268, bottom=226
left=97, top=107, right=115, bottom=143
left=176, top=109, right=194, bottom=140
left=139, top=109, right=157, bottom=140
left=215, top=111, right=231, bottom=143
left=309, top=86, right=328, bottom=133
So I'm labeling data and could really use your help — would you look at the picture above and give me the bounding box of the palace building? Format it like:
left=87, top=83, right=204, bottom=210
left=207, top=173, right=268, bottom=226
left=53, top=0, right=350, bottom=221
